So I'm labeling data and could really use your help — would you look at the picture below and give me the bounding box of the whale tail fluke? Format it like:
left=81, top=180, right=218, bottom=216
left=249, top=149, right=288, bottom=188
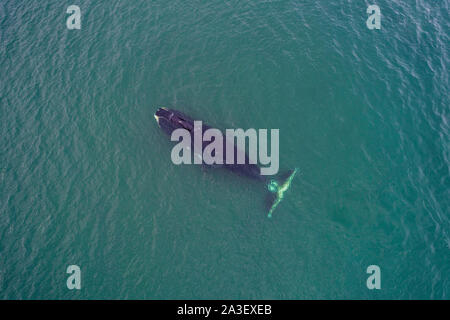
left=266, top=168, right=299, bottom=218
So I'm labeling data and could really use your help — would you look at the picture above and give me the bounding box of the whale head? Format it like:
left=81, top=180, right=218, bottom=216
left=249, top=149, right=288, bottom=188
left=154, top=107, right=194, bottom=135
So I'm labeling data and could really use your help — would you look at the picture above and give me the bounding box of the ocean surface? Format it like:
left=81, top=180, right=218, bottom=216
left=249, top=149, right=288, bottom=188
left=0, top=0, right=449, bottom=299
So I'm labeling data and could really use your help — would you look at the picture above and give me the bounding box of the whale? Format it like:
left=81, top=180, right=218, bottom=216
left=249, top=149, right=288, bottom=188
left=154, top=107, right=298, bottom=217
left=154, top=107, right=263, bottom=180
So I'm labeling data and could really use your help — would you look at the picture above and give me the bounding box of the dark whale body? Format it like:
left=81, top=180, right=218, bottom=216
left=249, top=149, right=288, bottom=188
left=154, top=107, right=263, bottom=181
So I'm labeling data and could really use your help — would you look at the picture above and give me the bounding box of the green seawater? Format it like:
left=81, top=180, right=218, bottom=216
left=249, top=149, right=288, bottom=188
left=0, top=0, right=449, bottom=299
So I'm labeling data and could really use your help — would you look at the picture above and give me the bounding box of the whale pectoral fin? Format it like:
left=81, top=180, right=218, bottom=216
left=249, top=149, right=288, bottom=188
left=266, top=168, right=299, bottom=218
